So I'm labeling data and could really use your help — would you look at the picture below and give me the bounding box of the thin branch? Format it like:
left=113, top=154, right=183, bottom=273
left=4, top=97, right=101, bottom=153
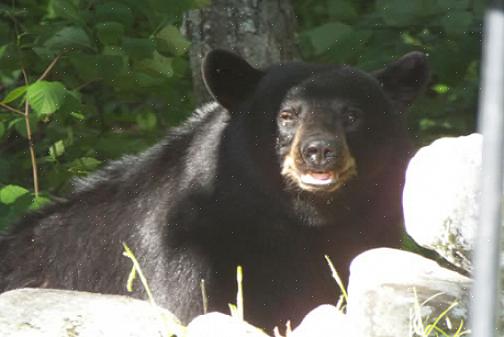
left=74, top=78, right=101, bottom=91
left=21, top=68, right=39, bottom=198
left=0, top=54, right=63, bottom=117
left=0, top=102, right=25, bottom=116
left=37, top=54, right=62, bottom=82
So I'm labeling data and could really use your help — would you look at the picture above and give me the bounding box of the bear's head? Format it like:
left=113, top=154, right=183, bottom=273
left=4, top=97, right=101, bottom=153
left=202, top=50, right=429, bottom=194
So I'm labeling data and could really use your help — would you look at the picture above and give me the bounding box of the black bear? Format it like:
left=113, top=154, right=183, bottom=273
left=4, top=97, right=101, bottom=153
left=0, top=50, right=428, bottom=330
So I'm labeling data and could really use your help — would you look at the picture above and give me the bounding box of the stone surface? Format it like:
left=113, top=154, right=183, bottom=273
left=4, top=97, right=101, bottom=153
left=0, top=288, right=183, bottom=337
left=346, top=248, right=471, bottom=337
left=289, top=304, right=347, bottom=337
left=403, top=133, right=482, bottom=272
left=0, top=251, right=477, bottom=337
left=186, top=312, right=269, bottom=337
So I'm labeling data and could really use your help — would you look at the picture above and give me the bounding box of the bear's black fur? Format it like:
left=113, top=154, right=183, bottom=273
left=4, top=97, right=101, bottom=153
left=0, top=50, right=429, bottom=330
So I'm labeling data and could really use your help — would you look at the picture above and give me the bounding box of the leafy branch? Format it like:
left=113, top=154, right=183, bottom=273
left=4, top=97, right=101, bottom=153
left=0, top=54, right=62, bottom=197
left=0, top=0, right=203, bottom=228
left=0, top=102, right=24, bottom=116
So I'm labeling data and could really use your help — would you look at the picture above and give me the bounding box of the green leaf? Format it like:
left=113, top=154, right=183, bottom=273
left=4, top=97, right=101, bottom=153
left=95, top=22, right=125, bottom=46
left=0, top=192, right=35, bottom=226
left=303, top=22, right=353, bottom=55
left=123, top=37, right=155, bottom=60
left=27, top=81, right=67, bottom=117
left=433, top=84, right=450, bottom=94
left=137, top=51, right=173, bottom=78
left=376, top=0, right=442, bottom=26
left=58, top=90, right=84, bottom=119
left=49, top=140, right=65, bottom=159
left=0, top=122, right=4, bottom=139
left=136, top=110, right=157, bottom=130
left=9, top=115, right=39, bottom=138
left=47, top=0, right=84, bottom=24
left=401, top=32, right=424, bottom=48
left=376, top=0, right=414, bottom=26
left=70, top=111, right=85, bottom=120
left=44, top=26, right=92, bottom=51
left=429, top=40, right=473, bottom=84
left=68, top=157, right=102, bottom=175
left=1, top=85, right=27, bottom=104
left=131, top=72, right=165, bottom=88
left=155, top=25, right=190, bottom=56
left=0, top=44, right=21, bottom=72
left=96, top=2, right=134, bottom=29
left=0, top=185, right=29, bottom=205
left=70, top=54, right=125, bottom=81
left=441, top=11, right=473, bottom=36
left=30, top=196, right=51, bottom=210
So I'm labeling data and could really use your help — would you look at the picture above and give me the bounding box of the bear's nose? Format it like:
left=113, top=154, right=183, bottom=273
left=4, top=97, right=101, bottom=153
left=301, top=139, right=338, bottom=169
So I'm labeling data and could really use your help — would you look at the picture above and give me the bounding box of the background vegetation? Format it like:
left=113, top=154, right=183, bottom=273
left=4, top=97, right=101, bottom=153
left=0, top=0, right=484, bottom=228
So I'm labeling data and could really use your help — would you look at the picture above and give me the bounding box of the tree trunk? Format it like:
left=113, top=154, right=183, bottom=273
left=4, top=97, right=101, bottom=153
left=183, top=0, right=299, bottom=104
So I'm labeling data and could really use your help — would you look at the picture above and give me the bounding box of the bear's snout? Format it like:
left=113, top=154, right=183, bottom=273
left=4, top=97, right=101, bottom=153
left=301, top=138, right=339, bottom=170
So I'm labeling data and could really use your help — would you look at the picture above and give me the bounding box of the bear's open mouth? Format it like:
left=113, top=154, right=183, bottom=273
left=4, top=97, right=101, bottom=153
left=300, top=171, right=336, bottom=186
left=281, top=155, right=357, bottom=192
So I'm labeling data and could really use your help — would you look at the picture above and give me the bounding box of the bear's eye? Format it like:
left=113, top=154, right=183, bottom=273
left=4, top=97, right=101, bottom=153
left=342, top=107, right=362, bottom=128
left=279, top=109, right=296, bottom=122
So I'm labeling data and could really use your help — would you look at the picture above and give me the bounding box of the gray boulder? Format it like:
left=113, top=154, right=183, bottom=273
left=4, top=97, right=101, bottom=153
left=403, top=133, right=482, bottom=272
left=346, top=248, right=471, bottom=337
left=289, top=304, right=347, bottom=337
left=186, top=312, right=269, bottom=337
left=0, top=288, right=183, bottom=337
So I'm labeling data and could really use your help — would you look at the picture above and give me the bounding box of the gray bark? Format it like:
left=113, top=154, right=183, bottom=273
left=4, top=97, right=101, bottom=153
left=183, top=0, right=300, bottom=104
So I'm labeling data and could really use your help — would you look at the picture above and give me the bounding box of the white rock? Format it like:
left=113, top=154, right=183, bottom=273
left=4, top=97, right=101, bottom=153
left=0, top=288, right=183, bottom=337
left=186, top=312, right=269, bottom=337
left=289, top=304, right=347, bottom=337
left=403, top=133, right=482, bottom=272
left=346, top=248, right=471, bottom=337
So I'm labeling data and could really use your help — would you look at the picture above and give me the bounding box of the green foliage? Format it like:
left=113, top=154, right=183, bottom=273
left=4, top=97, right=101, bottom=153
left=26, top=81, right=68, bottom=117
left=1, top=85, right=27, bottom=104
left=0, top=0, right=205, bottom=229
left=294, top=0, right=481, bottom=145
left=0, top=0, right=483, bottom=229
left=0, top=185, right=29, bottom=205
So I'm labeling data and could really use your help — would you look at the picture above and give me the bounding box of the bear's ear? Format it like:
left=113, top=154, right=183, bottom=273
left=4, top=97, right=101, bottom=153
left=373, top=52, right=430, bottom=110
left=202, top=49, right=264, bottom=111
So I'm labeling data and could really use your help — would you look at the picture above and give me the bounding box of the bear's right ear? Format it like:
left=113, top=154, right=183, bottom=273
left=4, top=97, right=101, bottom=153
left=202, top=50, right=264, bottom=111
left=373, top=51, right=430, bottom=111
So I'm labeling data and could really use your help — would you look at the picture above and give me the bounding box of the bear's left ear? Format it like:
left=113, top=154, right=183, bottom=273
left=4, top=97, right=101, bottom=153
left=373, top=52, right=430, bottom=110
left=202, top=49, right=264, bottom=111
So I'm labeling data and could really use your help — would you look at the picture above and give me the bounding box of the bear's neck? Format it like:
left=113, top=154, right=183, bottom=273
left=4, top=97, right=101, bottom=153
left=285, top=174, right=404, bottom=234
